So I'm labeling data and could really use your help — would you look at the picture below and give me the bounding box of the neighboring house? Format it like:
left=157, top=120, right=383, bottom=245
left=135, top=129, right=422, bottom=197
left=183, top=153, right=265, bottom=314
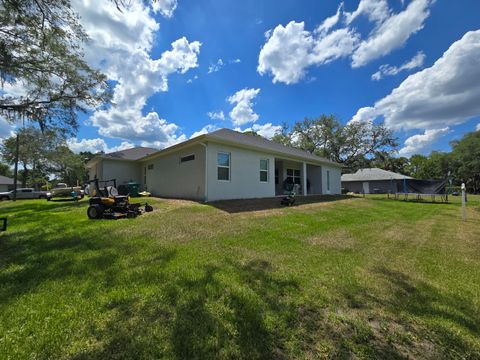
left=341, top=168, right=413, bottom=194
left=86, top=147, right=157, bottom=187
left=0, top=175, right=21, bottom=192
left=87, top=128, right=343, bottom=202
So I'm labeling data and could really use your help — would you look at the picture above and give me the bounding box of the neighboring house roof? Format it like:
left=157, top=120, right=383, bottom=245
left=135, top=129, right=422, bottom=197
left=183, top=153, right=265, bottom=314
left=341, top=168, right=413, bottom=182
left=0, top=175, right=20, bottom=185
left=86, top=146, right=158, bottom=167
left=142, top=128, right=342, bottom=167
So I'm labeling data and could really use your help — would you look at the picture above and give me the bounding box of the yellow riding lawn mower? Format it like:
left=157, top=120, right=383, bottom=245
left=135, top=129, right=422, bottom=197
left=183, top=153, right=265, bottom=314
left=84, top=178, right=153, bottom=220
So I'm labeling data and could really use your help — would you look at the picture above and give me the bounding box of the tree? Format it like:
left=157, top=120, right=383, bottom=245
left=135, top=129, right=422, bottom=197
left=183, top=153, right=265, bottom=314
left=48, top=145, right=87, bottom=185
left=0, top=0, right=110, bottom=134
left=1, top=127, right=59, bottom=187
left=0, top=161, right=11, bottom=177
left=272, top=115, right=398, bottom=172
left=450, top=130, right=480, bottom=193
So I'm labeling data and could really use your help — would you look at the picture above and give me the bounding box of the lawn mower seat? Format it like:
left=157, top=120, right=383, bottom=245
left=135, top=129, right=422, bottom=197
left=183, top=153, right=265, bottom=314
left=105, top=186, right=118, bottom=197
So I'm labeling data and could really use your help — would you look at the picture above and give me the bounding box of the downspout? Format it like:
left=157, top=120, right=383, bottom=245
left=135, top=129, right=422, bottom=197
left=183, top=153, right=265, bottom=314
left=200, top=142, right=208, bottom=202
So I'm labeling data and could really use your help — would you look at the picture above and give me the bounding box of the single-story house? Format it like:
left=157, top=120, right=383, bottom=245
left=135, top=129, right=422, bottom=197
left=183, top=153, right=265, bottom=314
left=87, top=128, right=343, bottom=202
left=341, top=168, right=413, bottom=194
left=0, top=175, right=21, bottom=192
left=86, top=146, right=157, bottom=187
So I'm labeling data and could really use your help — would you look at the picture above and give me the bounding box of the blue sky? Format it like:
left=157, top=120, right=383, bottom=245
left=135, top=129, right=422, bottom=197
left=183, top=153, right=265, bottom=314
left=13, top=0, right=480, bottom=156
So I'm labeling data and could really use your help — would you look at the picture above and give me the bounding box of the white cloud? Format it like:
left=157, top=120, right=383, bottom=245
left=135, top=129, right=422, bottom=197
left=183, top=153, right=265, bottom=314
left=399, top=127, right=449, bottom=156
left=0, top=117, right=14, bottom=140
left=250, top=123, right=283, bottom=139
left=344, top=0, right=390, bottom=25
left=151, top=0, right=177, bottom=18
left=317, top=3, right=344, bottom=34
left=258, top=0, right=434, bottom=83
left=207, top=111, right=225, bottom=121
left=230, top=58, right=241, bottom=64
left=476, top=123, right=480, bottom=131
left=352, top=0, right=432, bottom=68
left=72, top=0, right=200, bottom=149
left=208, top=58, right=224, bottom=73
left=372, top=51, right=426, bottom=80
left=350, top=30, right=480, bottom=131
left=67, top=138, right=134, bottom=154
left=258, top=21, right=359, bottom=84
left=190, top=124, right=219, bottom=139
left=227, top=88, right=261, bottom=126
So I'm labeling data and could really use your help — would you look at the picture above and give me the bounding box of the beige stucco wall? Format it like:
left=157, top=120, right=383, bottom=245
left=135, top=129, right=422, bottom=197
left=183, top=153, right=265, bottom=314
left=143, top=144, right=206, bottom=200
left=206, top=142, right=275, bottom=201
left=87, top=161, right=103, bottom=181
left=102, top=160, right=142, bottom=186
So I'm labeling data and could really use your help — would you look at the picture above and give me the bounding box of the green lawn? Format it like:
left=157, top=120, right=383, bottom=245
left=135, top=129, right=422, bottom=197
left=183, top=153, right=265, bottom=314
left=0, top=195, right=479, bottom=359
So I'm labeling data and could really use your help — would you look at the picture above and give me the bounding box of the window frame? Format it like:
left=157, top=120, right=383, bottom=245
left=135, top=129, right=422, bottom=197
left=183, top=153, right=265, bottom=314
left=259, top=159, right=269, bottom=183
left=217, top=152, right=231, bottom=181
left=286, top=168, right=301, bottom=185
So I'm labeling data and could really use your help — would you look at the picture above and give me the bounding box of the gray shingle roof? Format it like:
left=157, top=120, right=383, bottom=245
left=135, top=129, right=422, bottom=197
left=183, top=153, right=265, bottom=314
left=0, top=175, right=20, bottom=185
left=341, top=168, right=413, bottom=181
left=204, top=128, right=341, bottom=166
left=102, top=147, right=158, bottom=161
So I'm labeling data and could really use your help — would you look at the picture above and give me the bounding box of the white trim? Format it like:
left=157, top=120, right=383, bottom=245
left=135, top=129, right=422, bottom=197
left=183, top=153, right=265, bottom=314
left=259, top=159, right=269, bottom=183
left=217, top=151, right=231, bottom=181
left=302, top=162, right=307, bottom=196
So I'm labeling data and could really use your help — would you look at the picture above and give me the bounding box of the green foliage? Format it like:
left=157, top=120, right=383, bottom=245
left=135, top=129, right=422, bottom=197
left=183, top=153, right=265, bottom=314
left=0, top=127, right=59, bottom=187
left=0, top=0, right=110, bottom=134
left=450, top=130, right=480, bottom=193
left=271, top=115, right=398, bottom=171
left=0, top=161, right=11, bottom=177
left=48, top=145, right=88, bottom=185
left=0, top=126, right=87, bottom=187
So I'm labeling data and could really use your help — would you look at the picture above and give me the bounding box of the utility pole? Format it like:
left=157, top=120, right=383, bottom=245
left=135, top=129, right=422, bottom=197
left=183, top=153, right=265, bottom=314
left=12, top=132, right=19, bottom=202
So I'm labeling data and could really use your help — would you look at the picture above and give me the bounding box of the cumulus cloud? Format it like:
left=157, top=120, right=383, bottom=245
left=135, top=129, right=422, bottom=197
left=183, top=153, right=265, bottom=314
left=372, top=51, right=426, bottom=80
left=0, top=117, right=14, bottom=140
left=190, top=124, right=219, bottom=138
left=399, top=128, right=450, bottom=156
left=258, top=21, right=359, bottom=84
left=352, top=0, right=432, bottom=67
left=227, top=88, right=261, bottom=126
left=207, top=111, right=225, bottom=121
left=151, top=0, right=177, bottom=18
left=476, top=123, right=480, bottom=131
left=67, top=138, right=134, bottom=154
left=245, top=123, right=283, bottom=139
left=258, top=0, right=434, bottom=83
left=350, top=30, right=480, bottom=131
left=72, top=0, right=200, bottom=149
left=344, top=0, right=390, bottom=25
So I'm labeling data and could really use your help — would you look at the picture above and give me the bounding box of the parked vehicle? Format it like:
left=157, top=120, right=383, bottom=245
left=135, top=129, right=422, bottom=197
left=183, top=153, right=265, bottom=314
left=46, top=183, right=85, bottom=201
left=0, top=188, right=48, bottom=201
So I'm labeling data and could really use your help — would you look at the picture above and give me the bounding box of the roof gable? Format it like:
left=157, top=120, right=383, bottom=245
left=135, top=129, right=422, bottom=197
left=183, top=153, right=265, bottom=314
left=341, top=168, right=413, bottom=181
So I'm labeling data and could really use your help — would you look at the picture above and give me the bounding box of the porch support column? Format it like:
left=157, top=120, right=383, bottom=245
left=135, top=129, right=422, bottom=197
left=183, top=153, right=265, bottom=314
left=302, top=161, right=307, bottom=196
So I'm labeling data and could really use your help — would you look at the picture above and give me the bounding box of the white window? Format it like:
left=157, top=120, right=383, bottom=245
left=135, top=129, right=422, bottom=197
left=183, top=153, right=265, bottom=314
left=260, top=159, right=269, bottom=182
left=286, top=168, right=301, bottom=185
left=217, top=152, right=230, bottom=181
